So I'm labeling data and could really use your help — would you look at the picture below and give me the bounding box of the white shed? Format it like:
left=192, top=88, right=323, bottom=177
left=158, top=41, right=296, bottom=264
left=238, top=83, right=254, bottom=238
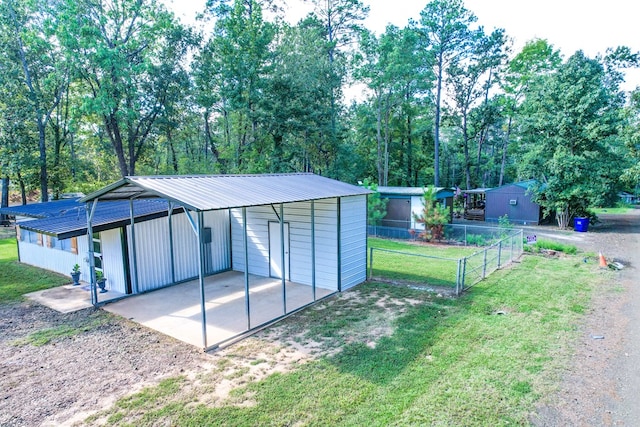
left=77, top=173, right=371, bottom=349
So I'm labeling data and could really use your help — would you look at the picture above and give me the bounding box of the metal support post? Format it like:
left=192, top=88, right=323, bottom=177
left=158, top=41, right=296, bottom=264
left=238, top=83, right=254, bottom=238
left=311, top=200, right=316, bottom=301
left=129, top=198, right=139, bottom=294
left=86, top=200, right=98, bottom=306
left=197, top=211, right=208, bottom=350
left=243, top=207, right=250, bottom=329
left=280, top=203, right=286, bottom=314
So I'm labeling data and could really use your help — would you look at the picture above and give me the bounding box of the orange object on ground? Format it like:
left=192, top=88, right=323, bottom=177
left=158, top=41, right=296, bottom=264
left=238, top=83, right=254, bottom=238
left=599, top=252, right=607, bottom=268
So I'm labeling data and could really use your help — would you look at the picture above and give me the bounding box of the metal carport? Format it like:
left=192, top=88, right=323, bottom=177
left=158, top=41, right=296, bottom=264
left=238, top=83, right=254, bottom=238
left=80, top=173, right=370, bottom=350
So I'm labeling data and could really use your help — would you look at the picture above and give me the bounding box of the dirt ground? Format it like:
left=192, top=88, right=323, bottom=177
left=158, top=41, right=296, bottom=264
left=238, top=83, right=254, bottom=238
left=0, top=211, right=638, bottom=426
left=531, top=209, right=640, bottom=426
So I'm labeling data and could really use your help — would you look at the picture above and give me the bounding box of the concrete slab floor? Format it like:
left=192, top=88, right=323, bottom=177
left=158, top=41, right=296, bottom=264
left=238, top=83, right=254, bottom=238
left=103, top=271, right=334, bottom=349
left=25, top=283, right=124, bottom=314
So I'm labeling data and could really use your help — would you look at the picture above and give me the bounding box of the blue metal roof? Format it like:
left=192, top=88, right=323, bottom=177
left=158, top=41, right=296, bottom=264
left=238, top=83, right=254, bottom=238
left=377, top=186, right=455, bottom=198
left=485, top=180, right=540, bottom=192
left=0, top=199, right=81, bottom=219
left=6, top=199, right=172, bottom=239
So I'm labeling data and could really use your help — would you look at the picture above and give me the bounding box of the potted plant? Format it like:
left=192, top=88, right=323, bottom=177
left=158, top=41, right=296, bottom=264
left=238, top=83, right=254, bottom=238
left=96, top=271, right=108, bottom=293
left=71, top=264, right=81, bottom=286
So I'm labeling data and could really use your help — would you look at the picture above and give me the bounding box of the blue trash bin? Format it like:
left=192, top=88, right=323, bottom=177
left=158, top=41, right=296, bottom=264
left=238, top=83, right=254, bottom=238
left=574, top=217, right=589, bottom=232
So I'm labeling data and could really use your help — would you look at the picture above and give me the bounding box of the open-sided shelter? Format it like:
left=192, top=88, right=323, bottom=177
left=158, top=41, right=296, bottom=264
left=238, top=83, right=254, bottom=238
left=5, top=174, right=371, bottom=350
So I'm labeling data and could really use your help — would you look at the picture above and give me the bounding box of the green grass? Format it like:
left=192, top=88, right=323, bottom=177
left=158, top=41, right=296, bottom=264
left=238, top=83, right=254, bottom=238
left=525, top=239, right=578, bottom=255
left=592, top=201, right=636, bottom=215
left=592, top=206, right=634, bottom=214
left=13, top=314, right=111, bottom=346
left=368, top=237, right=478, bottom=287
left=0, top=238, right=69, bottom=303
left=94, top=251, right=608, bottom=426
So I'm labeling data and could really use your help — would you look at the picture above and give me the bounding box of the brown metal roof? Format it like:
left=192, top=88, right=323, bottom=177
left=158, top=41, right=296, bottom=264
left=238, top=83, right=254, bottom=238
left=80, top=173, right=371, bottom=211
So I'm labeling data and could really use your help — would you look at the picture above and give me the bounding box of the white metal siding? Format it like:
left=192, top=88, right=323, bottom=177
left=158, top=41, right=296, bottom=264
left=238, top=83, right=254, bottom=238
left=230, top=199, right=339, bottom=291
left=203, top=209, right=231, bottom=275
left=16, top=225, right=91, bottom=283
left=313, top=199, right=338, bottom=291
left=17, top=239, right=81, bottom=280
left=129, top=218, right=173, bottom=292
left=340, top=195, right=367, bottom=290
left=410, top=195, right=425, bottom=229
left=129, top=210, right=230, bottom=293
left=230, top=205, right=277, bottom=277
left=100, top=228, right=127, bottom=294
left=169, top=212, right=199, bottom=282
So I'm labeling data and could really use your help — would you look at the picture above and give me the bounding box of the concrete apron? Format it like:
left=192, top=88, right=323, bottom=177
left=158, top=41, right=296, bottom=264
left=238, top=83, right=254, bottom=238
left=25, top=283, right=124, bottom=314
left=103, top=271, right=333, bottom=349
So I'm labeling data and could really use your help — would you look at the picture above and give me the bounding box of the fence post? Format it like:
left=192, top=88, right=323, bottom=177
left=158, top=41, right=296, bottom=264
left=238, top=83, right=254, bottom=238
left=455, top=259, right=461, bottom=295
left=462, top=258, right=467, bottom=292
left=519, top=230, right=523, bottom=257
left=369, top=247, right=373, bottom=280
left=510, top=234, right=514, bottom=262
left=497, top=241, right=503, bottom=268
left=482, top=248, right=488, bottom=279
left=464, top=225, right=468, bottom=247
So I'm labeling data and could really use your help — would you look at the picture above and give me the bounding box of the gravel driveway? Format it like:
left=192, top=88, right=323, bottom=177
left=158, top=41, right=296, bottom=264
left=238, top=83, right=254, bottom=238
left=532, top=209, right=640, bottom=426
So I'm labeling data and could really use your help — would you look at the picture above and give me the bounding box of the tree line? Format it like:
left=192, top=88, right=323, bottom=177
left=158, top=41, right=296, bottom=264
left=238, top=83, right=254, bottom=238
left=1, top=0, right=638, bottom=227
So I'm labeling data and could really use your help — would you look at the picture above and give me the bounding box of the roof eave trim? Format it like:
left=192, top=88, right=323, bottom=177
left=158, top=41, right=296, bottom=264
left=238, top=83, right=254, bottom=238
left=79, top=177, right=202, bottom=212
left=79, top=178, right=131, bottom=203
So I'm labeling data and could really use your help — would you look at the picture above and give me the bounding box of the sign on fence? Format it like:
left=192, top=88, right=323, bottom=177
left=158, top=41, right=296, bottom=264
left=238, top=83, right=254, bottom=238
left=526, top=234, right=537, bottom=244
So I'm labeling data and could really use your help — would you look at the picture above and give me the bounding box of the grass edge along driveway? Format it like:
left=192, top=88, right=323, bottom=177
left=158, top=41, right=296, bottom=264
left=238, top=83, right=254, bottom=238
left=85, top=249, right=611, bottom=427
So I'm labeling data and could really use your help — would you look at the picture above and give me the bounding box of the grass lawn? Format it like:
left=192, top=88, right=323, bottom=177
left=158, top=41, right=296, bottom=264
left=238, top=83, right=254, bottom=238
left=368, top=237, right=497, bottom=288
left=0, top=238, right=69, bottom=303
left=93, top=249, right=610, bottom=426
left=592, top=206, right=635, bottom=215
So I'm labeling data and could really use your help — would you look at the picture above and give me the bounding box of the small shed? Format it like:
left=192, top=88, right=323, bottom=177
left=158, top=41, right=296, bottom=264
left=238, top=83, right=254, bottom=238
left=485, top=181, right=544, bottom=225
left=376, top=186, right=454, bottom=230
left=3, top=173, right=371, bottom=349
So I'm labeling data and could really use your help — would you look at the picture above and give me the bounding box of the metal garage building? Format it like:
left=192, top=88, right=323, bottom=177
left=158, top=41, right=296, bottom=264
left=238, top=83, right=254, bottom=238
left=6, top=173, right=371, bottom=350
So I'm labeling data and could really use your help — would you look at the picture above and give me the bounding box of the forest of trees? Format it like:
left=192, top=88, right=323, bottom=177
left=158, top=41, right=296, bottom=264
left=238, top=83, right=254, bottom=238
left=1, top=0, right=639, bottom=226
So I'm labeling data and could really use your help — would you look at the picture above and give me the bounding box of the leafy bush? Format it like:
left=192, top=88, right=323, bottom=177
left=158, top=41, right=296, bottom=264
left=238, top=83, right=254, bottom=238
left=498, top=214, right=513, bottom=229
left=465, top=234, right=488, bottom=246
left=526, top=239, right=577, bottom=255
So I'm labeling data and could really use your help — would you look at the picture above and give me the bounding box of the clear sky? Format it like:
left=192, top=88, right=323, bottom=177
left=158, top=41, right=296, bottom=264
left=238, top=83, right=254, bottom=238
left=164, top=0, right=640, bottom=89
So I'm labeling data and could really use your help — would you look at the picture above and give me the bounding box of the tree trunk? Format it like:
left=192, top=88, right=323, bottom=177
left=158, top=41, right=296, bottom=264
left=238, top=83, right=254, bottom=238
left=433, top=50, right=444, bottom=187
left=499, top=116, right=512, bottom=187
left=556, top=205, right=570, bottom=229
left=8, top=3, right=49, bottom=201
left=406, top=91, right=413, bottom=186
left=462, top=112, right=472, bottom=190
left=375, top=92, right=384, bottom=185
left=1, top=177, right=8, bottom=224
left=17, top=172, right=26, bottom=205
left=203, top=110, right=220, bottom=163
left=104, top=114, right=130, bottom=177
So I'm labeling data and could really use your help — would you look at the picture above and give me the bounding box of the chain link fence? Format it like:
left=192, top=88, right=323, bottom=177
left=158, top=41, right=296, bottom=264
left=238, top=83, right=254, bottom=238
left=368, top=227, right=524, bottom=295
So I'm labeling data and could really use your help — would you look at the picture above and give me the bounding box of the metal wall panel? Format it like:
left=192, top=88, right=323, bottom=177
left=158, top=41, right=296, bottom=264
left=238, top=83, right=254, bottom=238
left=485, top=185, right=541, bottom=224
left=100, top=228, right=127, bottom=294
left=203, top=209, right=231, bottom=274
left=128, top=218, right=173, bottom=292
left=230, top=199, right=339, bottom=291
left=169, top=212, right=199, bottom=282
left=340, top=195, right=367, bottom=290
left=130, top=210, right=231, bottom=292
left=17, top=238, right=82, bottom=280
